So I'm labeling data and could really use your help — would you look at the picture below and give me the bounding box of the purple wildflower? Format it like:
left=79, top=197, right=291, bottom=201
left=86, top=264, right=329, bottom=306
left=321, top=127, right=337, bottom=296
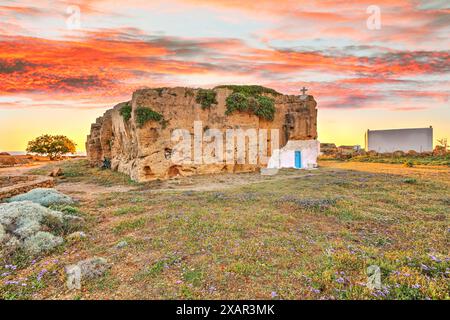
left=208, top=286, right=217, bottom=293
left=429, top=255, right=441, bottom=263
left=271, top=291, right=278, bottom=298
left=310, top=287, right=320, bottom=294
left=37, top=269, right=47, bottom=281
left=336, top=277, right=345, bottom=284
left=420, top=264, right=430, bottom=271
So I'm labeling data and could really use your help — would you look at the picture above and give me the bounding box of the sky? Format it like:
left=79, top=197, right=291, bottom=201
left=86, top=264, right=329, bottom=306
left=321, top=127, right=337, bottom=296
left=0, top=0, right=449, bottom=152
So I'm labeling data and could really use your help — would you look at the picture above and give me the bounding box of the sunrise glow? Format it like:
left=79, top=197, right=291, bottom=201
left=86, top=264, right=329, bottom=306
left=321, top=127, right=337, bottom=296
left=1, top=0, right=449, bottom=151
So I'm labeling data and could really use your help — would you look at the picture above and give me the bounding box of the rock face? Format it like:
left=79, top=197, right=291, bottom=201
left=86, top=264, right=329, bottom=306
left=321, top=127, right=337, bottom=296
left=86, top=86, right=318, bottom=182
left=0, top=176, right=55, bottom=201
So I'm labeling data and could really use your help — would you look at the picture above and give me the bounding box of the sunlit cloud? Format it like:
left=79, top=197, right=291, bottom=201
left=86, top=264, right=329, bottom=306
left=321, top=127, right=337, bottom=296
left=0, top=0, right=449, bottom=150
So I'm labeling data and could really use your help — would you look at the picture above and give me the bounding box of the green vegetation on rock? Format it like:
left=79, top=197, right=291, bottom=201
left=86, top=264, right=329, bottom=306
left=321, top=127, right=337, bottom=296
left=195, top=89, right=217, bottom=109
left=135, top=107, right=164, bottom=128
left=253, top=95, right=276, bottom=121
left=119, top=102, right=132, bottom=122
left=218, top=85, right=278, bottom=121
left=215, top=85, right=280, bottom=96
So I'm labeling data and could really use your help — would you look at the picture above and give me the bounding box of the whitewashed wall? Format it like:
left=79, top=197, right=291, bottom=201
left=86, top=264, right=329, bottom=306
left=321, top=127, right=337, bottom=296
left=366, top=127, right=433, bottom=153
left=268, top=140, right=320, bottom=169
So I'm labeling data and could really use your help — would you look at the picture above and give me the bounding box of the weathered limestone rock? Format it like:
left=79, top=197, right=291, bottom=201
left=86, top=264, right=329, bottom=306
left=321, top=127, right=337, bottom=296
left=0, top=176, right=55, bottom=201
left=86, top=87, right=318, bottom=182
left=49, top=167, right=63, bottom=177
left=66, top=257, right=110, bottom=280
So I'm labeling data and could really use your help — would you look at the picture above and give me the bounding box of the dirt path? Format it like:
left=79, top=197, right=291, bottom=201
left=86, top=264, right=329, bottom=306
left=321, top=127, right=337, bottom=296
left=55, top=182, right=137, bottom=201
left=0, top=162, right=53, bottom=176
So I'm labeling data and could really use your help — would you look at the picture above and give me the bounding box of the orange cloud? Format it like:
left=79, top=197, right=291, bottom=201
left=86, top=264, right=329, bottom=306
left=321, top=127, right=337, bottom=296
left=1, top=28, right=448, bottom=108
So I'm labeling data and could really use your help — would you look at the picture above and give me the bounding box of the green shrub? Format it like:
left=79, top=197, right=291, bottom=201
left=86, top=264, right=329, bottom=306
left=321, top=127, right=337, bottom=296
left=135, top=107, right=164, bottom=128
left=119, top=102, right=132, bottom=122
left=196, top=89, right=217, bottom=109
left=220, top=85, right=276, bottom=121
left=404, top=160, right=414, bottom=167
left=215, top=85, right=280, bottom=96
left=254, top=95, right=276, bottom=121
left=402, top=178, right=417, bottom=184
left=225, top=92, right=249, bottom=115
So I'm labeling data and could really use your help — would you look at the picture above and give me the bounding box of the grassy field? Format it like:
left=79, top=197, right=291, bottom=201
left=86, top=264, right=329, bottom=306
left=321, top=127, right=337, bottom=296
left=321, top=154, right=450, bottom=166
left=1, top=160, right=449, bottom=300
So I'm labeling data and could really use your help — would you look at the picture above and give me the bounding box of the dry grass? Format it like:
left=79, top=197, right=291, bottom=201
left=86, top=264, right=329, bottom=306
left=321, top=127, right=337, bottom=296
left=1, top=160, right=449, bottom=300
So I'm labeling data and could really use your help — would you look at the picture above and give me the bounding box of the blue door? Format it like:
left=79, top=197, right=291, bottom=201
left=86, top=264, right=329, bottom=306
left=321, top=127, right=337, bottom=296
left=295, top=151, right=302, bottom=169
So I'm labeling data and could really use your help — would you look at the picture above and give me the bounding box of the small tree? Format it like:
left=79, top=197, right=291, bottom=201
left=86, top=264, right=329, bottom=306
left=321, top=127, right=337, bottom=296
left=26, top=134, right=76, bottom=160
left=435, top=138, right=448, bottom=155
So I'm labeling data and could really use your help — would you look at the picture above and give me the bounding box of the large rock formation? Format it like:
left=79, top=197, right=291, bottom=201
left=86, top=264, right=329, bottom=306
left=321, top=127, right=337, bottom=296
left=86, top=86, right=317, bottom=182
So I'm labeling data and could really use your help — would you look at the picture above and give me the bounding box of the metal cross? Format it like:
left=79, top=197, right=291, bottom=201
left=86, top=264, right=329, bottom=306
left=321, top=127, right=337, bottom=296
left=301, top=87, right=308, bottom=95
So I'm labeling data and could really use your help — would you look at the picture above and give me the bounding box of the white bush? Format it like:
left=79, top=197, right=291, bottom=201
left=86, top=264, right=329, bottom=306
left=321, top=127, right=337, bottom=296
left=0, top=200, right=83, bottom=257
left=0, top=224, right=5, bottom=243
left=7, top=188, right=75, bottom=207
left=23, top=231, right=63, bottom=255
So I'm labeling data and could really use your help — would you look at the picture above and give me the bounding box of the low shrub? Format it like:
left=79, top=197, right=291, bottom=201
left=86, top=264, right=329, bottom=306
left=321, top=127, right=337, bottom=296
left=254, top=95, right=276, bottom=121
left=7, top=188, right=75, bottom=207
left=225, top=92, right=249, bottom=115
left=218, top=85, right=278, bottom=121
left=402, top=178, right=417, bottom=184
left=196, top=89, right=217, bottom=109
left=135, top=107, right=164, bottom=128
left=403, top=160, right=414, bottom=168
left=119, top=102, right=132, bottom=121
left=225, top=92, right=276, bottom=121
left=215, top=85, right=281, bottom=96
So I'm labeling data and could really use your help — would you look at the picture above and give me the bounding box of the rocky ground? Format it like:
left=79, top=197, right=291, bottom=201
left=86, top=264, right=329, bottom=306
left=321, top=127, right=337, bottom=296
left=0, top=159, right=448, bottom=300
